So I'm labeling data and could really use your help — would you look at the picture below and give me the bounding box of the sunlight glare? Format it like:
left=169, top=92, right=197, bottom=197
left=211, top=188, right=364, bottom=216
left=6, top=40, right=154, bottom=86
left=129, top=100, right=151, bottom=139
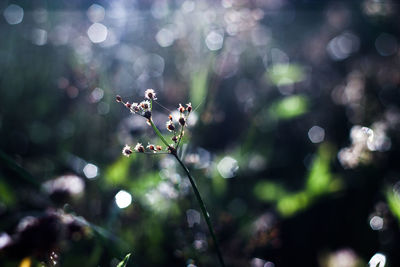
left=115, top=190, right=132, bottom=209
left=87, top=23, right=108, bottom=43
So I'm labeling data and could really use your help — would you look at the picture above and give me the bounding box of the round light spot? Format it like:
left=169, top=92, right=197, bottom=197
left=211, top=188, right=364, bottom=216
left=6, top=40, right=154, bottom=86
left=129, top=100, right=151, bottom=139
left=83, top=163, right=98, bottom=179
left=369, top=216, right=384, bottom=231
left=308, top=126, right=325, bottom=143
left=217, top=156, right=239, bottom=178
left=87, top=23, right=108, bottom=43
left=115, top=190, right=132, bottom=209
left=327, top=32, right=359, bottom=61
left=0, top=233, right=11, bottom=249
left=369, top=253, right=386, bottom=267
left=375, top=33, right=397, bottom=57
left=156, top=28, right=174, bottom=47
left=87, top=4, right=105, bottom=23
left=3, top=4, right=24, bottom=25
left=133, top=54, right=165, bottom=77
left=89, top=87, right=104, bottom=103
left=205, top=31, right=224, bottom=51
left=182, top=1, right=195, bottom=13
left=97, top=102, right=110, bottom=115
left=32, top=28, right=47, bottom=46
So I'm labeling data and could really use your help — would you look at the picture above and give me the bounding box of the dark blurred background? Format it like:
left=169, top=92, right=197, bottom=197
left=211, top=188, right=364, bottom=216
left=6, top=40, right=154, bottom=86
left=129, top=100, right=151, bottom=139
left=1, top=0, right=400, bottom=266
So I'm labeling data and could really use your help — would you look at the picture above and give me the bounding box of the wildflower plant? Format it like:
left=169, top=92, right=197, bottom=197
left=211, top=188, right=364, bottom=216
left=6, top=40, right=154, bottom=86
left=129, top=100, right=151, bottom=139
left=116, top=89, right=225, bottom=266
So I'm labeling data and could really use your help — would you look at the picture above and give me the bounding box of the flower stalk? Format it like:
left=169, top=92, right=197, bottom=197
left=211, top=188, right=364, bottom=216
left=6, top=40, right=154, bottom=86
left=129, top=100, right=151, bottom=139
left=116, top=90, right=225, bottom=267
left=173, top=153, right=225, bottom=267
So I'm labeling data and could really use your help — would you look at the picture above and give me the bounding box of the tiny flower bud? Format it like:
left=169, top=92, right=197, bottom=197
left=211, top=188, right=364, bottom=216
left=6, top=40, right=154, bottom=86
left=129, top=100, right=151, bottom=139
left=133, top=104, right=140, bottom=112
left=166, top=121, right=175, bottom=132
left=134, top=143, right=145, bottom=153
left=125, top=102, right=131, bottom=109
left=186, top=103, right=192, bottom=113
left=122, top=145, right=132, bottom=157
left=116, top=95, right=122, bottom=102
left=156, top=145, right=162, bottom=151
left=147, top=144, right=156, bottom=151
left=178, top=104, right=185, bottom=113
left=179, top=117, right=186, bottom=126
left=172, top=136, right=178, bottom=142
left=169, top=115, right=173, bottom=121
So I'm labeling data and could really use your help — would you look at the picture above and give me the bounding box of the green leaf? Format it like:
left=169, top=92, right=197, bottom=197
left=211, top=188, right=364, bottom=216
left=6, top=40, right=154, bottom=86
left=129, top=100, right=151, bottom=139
left=117, top=253, right=131, bottom=267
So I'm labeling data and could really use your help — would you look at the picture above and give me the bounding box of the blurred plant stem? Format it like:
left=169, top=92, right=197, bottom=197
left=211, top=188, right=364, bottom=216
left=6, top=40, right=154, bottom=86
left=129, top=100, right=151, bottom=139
left=149, top=118, right=226, bottom=267
left=174, top=153, right=226, bottom=267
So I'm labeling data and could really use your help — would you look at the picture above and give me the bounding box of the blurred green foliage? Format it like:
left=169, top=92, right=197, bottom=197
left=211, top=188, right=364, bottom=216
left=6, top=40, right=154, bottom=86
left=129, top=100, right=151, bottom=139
left=269, top=95, right=309, bottom=120
left=267, top=63, right=306, bottom=86
left=254, top=144, right=342, bottom=217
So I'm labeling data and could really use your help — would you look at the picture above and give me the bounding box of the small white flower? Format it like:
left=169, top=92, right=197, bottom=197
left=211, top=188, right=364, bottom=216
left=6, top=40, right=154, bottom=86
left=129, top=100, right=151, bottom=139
left=134, top=143, right=145, bottom=153
left=122, top=145, right=133, bottom=157
left=140, top=100, right=151, bottom=110
left=166, top=120, right=175, bottom=132
left=145, top=89, right=157, bottom=100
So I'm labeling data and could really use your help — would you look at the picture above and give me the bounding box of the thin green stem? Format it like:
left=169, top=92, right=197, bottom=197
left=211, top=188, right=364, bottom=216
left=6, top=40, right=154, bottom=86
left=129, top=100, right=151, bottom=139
left=173, top=154, right=225, bottom=267
left=147, top=101, right=224, bottom=266
left=175, top=123, right=185, bottom=149
left=149, top=119, right=170, bottom=148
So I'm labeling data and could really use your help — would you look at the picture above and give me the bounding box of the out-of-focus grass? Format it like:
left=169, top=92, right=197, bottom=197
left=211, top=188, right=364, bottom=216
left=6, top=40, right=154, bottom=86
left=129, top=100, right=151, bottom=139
left=387, top=188, right=400, bottom=224
left=0, top=179, right=16, bottom=206
left=190, top=67, right=208, bottom=112
left=267, top=63, right=306, bottom=86
left=105, top=156, right=133, bottom=186
left=117, top=253, right=131, bottom=267
left=254, top=143, right=343, bottom=217
left=269, top=95, right=309, bottom=120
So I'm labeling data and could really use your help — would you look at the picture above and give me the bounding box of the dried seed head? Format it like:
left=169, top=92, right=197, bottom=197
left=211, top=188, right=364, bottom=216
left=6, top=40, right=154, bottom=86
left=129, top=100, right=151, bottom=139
left=145, top=89, right=157, bottom=100
left=179, top=117, right=186, bottom=126
left=116, top=95, right=122, bottom=103
left=134, top=143, right=145, bottom=153
left=178, top=104, right=185, bottom=113
left=166, top=121, right=175, bottom=132
left=172, top=136, right=178, bottom=142
left=186, top=102, right=192, bottom=113
left=156, top=145, right=162, bottom=151
left=122, top=145, right=133, bottom=157
left=125, top=102, right=132, bottom=109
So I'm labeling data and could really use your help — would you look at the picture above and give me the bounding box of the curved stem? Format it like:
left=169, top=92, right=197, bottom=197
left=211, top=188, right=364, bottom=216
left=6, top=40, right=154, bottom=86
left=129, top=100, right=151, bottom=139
left=149, top=119, right=170, bottom=148
left=173, top=154, right=225, bottom=267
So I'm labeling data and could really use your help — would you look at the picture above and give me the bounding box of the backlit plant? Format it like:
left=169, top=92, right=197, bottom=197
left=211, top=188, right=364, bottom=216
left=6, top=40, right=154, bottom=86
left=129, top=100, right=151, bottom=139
left=116, top=89, right=225, bottom=267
